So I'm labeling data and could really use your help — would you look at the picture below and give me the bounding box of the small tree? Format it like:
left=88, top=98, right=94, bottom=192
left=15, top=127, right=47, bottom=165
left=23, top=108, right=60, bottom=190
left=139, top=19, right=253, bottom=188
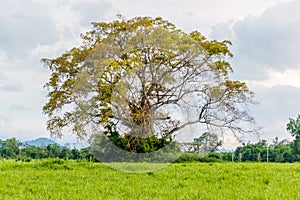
left=1, top=138, right=21, bottom=158
left=287, top=115, right=300, bottom=137
left=193, top=132, right=222, bottom=152
left=287, top=115, right=300, bottom=160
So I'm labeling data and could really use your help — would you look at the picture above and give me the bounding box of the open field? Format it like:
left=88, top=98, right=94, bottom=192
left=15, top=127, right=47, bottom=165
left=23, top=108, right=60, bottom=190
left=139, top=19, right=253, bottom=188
left=1, top=160, right=300, bottom=199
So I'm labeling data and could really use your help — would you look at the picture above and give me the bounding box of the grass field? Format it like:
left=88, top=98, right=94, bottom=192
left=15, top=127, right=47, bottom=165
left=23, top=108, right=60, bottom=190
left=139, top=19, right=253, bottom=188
left=0, top=159, right=300, bottom=199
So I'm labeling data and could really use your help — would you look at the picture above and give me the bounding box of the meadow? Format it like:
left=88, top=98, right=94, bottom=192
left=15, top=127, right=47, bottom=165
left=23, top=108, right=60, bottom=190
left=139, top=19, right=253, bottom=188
left=0, top=159, right=300, bottom=199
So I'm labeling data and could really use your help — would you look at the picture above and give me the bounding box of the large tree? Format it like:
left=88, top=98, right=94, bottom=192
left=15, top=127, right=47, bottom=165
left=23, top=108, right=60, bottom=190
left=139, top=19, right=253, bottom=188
left=42, top=17, right=256, bottom=153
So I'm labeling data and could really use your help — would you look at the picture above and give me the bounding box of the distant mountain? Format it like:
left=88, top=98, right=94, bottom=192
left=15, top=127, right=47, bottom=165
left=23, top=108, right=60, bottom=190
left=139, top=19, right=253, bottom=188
left=23, top=137, right=58, bottom=147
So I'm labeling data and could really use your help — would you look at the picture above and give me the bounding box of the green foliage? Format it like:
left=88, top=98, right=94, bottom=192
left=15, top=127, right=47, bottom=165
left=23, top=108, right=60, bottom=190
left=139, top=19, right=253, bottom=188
left=179, top=133, right=299, bottom=163
left=287, top=115, right=300, bottom=160
left=1, top=138, right=21, bottom=158
left=43, top=16, right=256, bottom=153
left=0, top=135, right=298, bottom=163
left=98, top=124, right=172, bottom=154
left=39, top=158, right=72, bottom=170
left=89, top=133, right=180, bottom=163
left=0, top=137, right=92, bottom=161
left=287, top=114, right=300, bottom=137
left=0, top=135, right=297, bottom=163
left=193, top=132, right=222, bottom=152
left=233, top=139, right=294, bottom=162
left=174, top=153, right=222, bottom=163
left=1, top=161, right=300, bottom=199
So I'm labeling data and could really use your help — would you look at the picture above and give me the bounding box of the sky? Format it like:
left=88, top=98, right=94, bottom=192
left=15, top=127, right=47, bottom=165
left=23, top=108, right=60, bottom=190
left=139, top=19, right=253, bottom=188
left=0, top=0, right=299, bottom=145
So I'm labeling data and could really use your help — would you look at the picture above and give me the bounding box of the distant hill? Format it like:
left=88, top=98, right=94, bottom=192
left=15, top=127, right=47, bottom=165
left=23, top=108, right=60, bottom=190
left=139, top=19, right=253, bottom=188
left=23, top=137, right=58, bottom=147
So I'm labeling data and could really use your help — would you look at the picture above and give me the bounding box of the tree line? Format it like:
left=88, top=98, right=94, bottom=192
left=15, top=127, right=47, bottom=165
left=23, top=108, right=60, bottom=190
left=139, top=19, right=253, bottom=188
left=0, top=136, right=296, bottom=163
left=229, top=114, right=300, bottom=162
left=175, top=138, right=296, bottom=163
left=0, top=138, right=93, bottom=161
left=3, top=114, right=300, bottom=162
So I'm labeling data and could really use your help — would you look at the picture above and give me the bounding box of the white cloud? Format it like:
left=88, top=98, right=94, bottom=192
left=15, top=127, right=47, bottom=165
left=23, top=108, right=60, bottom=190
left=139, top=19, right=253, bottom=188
left=71, top=1, right=113, bottom=25
left=247, top=66, right=300, bottom=89
left=0, top=114, right=10, bottom=127
left=0, top=1, right=59, bottom=57
left=0, top=83, right=23, bottom=92
left=211, top=0, right=300, bottom=81
left=109, top=0, right=291, bottom=35
left=9, top=104, right=27, bottom=111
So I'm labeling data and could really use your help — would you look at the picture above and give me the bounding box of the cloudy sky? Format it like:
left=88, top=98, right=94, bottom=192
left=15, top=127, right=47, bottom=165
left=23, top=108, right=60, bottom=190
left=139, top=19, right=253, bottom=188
left=0, top=0, right=299, bottom=144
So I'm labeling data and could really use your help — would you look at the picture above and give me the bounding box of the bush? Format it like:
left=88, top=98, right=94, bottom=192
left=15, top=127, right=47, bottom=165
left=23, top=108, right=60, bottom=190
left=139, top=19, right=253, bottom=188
left=39, top=158, right=72, bottom=170
left=175, top=153, right=223, bottom=163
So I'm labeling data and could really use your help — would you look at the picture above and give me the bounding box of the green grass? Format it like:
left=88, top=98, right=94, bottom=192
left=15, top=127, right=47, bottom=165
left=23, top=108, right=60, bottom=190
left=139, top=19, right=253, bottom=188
left=0, top=159, right=300, bottom=199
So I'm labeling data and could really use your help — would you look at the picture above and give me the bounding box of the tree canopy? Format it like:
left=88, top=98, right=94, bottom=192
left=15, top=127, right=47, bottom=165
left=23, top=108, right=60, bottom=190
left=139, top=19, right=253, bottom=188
left=42, top=16, right=256, bottom=153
